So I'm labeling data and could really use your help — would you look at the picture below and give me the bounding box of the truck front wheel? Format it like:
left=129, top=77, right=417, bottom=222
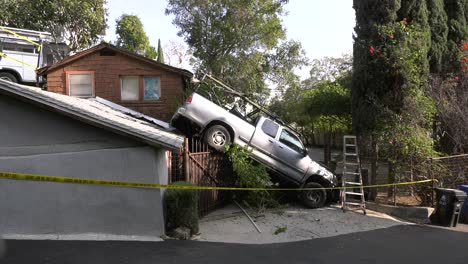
left=300, top=182, right=327, bottom=208
left=204, top=125, right=231, bottom=152
left=0, top=72, right=18, bottom=83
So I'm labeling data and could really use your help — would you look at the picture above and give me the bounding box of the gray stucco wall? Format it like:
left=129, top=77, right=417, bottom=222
left=0, top=95, right=168, bottom=240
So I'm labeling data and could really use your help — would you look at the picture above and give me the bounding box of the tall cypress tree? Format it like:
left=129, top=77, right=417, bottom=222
left=352, top=0, right=401, bottom=134
left=428, top=0, right=449, bottom=74
left=443, top=0, right=468, bottom=73
left=398, top=0, right=430, bottom=26
left=157, top=39, right=165, bottom=63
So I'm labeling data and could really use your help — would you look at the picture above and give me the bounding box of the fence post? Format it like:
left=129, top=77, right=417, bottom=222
left=184, top=138, right=190, bottom=182
left=430, top=157, right=434, bottom=207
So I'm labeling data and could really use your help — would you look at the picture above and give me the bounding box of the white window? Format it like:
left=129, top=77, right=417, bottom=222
left=68, top=73, right=93, bottom=98
left=121, top=76, right=139, bottom=100
left=144, top=76, right=161, bottom=100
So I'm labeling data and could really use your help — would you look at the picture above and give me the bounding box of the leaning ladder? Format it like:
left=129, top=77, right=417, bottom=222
left=341, top=135, right=366, bottom=214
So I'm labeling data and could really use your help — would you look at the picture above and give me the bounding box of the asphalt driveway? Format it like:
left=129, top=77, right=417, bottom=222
left=2, top=225, right=467, bottom=264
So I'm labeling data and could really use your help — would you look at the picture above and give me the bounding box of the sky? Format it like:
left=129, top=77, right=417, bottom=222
left=105, top=0, right=355, bottom=79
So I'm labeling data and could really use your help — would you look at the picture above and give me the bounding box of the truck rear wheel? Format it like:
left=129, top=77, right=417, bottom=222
left=204, top=125, right=231, bottom=152
left=0, top=72, right=18, bottom=83
left=301, top=182, right=327, bottom=208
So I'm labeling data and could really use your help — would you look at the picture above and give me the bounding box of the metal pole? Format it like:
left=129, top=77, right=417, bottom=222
left=234, top=201, right=262, bottom=233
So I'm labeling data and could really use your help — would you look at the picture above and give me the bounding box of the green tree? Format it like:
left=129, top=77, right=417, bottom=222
left=353, top=0, right=436, bottom=199
left=443, top=0, right=468, bottom=73
left=0, top=0, right=107, bottom=53
left=269, top=55, right=352, bottom=164
left=352, top=0, right=401, bottom=135
left=166, top=0, right=287, bottom=98
left=427, top=0, right=448, bottom=74
left=157, top=39, right=165, bottom=63
left=115, top=14, right=156, bottom=59
left=264, top=40, right=309, bottom=95
left=398, top=0, right=430, bottom=25
left=303, top=55, right=352, bottom=88
left=305, top=80, right=352, bottom=166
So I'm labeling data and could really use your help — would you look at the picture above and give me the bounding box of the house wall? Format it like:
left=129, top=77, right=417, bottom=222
left=45, top=51, right=186, bottom=121
left=0, top=95, right=168, bottom=240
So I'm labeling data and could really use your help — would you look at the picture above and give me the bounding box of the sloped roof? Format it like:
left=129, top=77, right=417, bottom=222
left=37, top=42, right=193, bottom=78
left=0, top=80, right=184, bottom=150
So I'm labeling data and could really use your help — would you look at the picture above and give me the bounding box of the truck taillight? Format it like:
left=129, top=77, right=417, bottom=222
left=186, top=95, right=193, bottom=103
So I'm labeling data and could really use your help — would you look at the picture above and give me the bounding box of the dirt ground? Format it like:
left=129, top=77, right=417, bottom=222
left=375, top=193, right=422, bottom=206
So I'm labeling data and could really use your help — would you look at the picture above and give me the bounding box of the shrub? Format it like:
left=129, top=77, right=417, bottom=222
left=164, top=181, right=199, bottom=235
left=225, top=144, right=279, bottom=211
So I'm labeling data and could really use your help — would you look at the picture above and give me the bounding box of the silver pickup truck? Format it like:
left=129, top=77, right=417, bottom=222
left=171, top=92, right=338, bottom=208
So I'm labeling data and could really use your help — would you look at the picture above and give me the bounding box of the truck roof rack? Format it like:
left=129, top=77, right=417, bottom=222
left=200, top=73, right=301, bottom=136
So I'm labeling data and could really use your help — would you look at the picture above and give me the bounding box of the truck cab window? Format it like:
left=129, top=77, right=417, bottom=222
left=279, top=129, right=304, bottom=153
left=261, top=119, right=279, bottom=138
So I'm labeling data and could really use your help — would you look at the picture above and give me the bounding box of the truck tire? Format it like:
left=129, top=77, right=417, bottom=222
left=204, top=125, right=231, bottom=152
left=301, top=182, right=327, bottom=208
left=0, top=72, right=18, bottom=83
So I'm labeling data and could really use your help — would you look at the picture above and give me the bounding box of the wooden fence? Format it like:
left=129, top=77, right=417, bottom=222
left=168, top=137, right=234, bottom=216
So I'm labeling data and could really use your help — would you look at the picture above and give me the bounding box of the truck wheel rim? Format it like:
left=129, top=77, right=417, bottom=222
left=307, top=191, right=321, bottom=203
left=212, top=131, right=226, bottom=146
left=0, top=77, right=12, bottom=82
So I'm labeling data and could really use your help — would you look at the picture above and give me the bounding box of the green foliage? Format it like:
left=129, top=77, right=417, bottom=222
left=303, top=55, right=352, bottom=87
left=444, top=0, right=468, bottom=73
left=268, top=55, right=352, bottom=146
left=427, top=0, right=448, bottom=73
left=0, top=0, right=108, bottom=53
left=274, top=226, right=287, bottom=235
left=164, top=181, right=199, bottom=235
left=115, top=14, right=156, bottom=59
left=145, top=46, right=157, bottom=60
left=157, top=39, right=165, bottom=63
left=264, top=40, right=309, bottom=94
left=166, top=0, right=288, bottom=99
left=397, top=0, right=429, bottom=26
left=225, top=145, right=278, bottom=211
left=305, top=81, right=351, bottom=131
left=353, top=0, right=438, bottom=191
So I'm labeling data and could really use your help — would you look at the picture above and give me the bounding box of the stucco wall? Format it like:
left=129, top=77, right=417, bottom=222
left=0, top=95, right=168, bottom=240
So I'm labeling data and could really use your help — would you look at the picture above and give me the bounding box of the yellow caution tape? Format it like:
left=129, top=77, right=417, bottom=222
left=0, top=26, right=42, bottom=50
left=0, top=171, right=436, bottom=191
left=0, top=51, right=39, bottom=69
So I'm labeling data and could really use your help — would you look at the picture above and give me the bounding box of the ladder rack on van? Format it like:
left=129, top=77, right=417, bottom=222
left=0, top=26, right=52, bottom=46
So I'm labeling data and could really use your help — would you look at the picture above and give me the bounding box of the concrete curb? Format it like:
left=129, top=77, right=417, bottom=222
left=366, top=202, right=434, bottom=223
left=2, top=234, right=163, bottom=242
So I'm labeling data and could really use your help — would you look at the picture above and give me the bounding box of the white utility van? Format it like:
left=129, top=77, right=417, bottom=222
left=0, top=26, right=67, bottom=84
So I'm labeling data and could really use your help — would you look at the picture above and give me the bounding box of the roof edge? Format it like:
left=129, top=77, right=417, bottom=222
left=37, top=43, right=193, bottom=78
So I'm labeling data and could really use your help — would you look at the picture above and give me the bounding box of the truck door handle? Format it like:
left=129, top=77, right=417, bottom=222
left=268, top=139, right=274, bottom=143
left=278, top=145, right=283, bottom=149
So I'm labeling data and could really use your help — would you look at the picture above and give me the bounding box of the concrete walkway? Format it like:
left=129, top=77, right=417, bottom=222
left=198, top=204, right=409, bottom=244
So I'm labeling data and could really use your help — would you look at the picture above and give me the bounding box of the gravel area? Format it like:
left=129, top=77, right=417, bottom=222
left=198, top=204, right=409, bottom=244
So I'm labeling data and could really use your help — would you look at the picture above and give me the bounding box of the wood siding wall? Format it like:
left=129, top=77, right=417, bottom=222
left=46, top=52, right=186, bottom=121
